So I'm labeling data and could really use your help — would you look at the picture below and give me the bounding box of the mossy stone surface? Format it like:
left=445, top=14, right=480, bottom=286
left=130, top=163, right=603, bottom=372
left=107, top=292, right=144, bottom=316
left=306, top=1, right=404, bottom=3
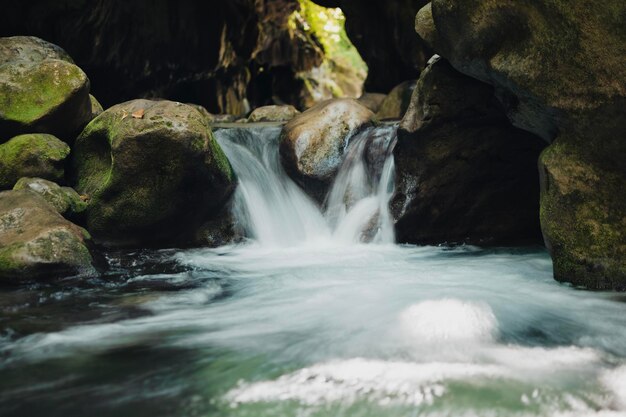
left=72, top=99, right=235, bottom=247
left=0, top=133, right=70, bottom=189
left=0, top=189, right=95, bottom=281
left=539, top=139, right=626, bottom=290
left=0, top=36, right=73, bottom=64
left=13, top=177, right=86, bottom=219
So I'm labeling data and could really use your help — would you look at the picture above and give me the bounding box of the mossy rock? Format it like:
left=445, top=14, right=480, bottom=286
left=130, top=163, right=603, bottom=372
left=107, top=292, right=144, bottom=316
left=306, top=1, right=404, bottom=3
left=247, top=105, right=300, bottom=123
left=0, top=189, right=96, bottom=281
left=0, top=37, right=92, bottom=141
left=279, top=98, right=373, bottom=200
left=90, top=94, right=104, bottom=118
left=539, top=139, right=626, bottom=290
left=13, top=177, right=87, bottom=220
left=71, top=99, right=235, bottom=247
left=0, top=133, right=70, bottom=189
left=376, top=80, right=417, bottom=120
left=0, top=36, right=73, bottom=64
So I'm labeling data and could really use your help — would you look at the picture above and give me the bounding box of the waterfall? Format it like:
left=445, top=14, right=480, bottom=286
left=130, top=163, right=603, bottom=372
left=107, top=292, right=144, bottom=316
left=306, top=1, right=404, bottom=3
left=215, top=124, right=397, bottom=247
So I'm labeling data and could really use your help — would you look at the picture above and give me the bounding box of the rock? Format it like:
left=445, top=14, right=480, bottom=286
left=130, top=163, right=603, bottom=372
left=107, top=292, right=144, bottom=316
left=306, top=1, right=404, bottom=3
left=422, top=0, right=626, bottom=288
left=0, top=36, right=92, bottom=141
left=247, top=105, right=300, bottom=123
left=0, top=35, right=73, bottom=63
left=414, top=3, right=436, bottom=49
left=90, top=95, right=104, bottom=118
left=376, top=80, right=417, bottom=120
left=280, top=98, right=374, bottom=200
left=0, top=189, right=96, bottom=281
left=0, top=134, right=70, bottom=190
left=71, top=99, right=235, bottom=247
left=13, top=177, right=86, bottom=220
left=358, top=93, right=387, bottom=113
left=539, top=140, right=625, bottom=290
left=392, top=58, right=545, bottom=245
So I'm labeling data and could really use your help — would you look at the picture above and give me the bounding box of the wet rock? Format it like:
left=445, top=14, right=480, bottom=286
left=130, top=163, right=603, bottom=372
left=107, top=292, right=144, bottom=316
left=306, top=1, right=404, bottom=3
left=247, top=105, right=300, bottom=123
left=0, top=36, right=92, bottom=141
left=13, top=177, right=86, bottom=220
left=0, top=189, right=96, bottom=281
left=71, top=99, right=235, bottom=247
left=0, top=134, right=69, bottom=190
left=376, top=80, right=417, bottom=120
left=280, top=98, right=374, bottom=200
left=392, top=58, right=545, bottom=245
left=422, top=0, right=626, bottom=288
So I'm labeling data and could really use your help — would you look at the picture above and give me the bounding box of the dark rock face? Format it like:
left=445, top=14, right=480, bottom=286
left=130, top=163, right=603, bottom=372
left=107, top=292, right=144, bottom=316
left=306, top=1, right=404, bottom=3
left=419, top=0, right=626, bottom=288
left=392, top=58, right=545, bottom=246
left=1, top=1, right=323, bottom=114
left=0, top=189, right=96, bottom=281
left=71, top=99, right=235, bottom=248
left=315, top=0, right=432, bottom=93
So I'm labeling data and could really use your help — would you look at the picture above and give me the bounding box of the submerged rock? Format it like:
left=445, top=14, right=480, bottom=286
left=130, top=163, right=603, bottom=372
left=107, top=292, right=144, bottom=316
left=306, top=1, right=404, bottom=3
left=247, top=105, right=300, bottom=123
left=0, top=190, right=96, bottom=281
left=13, top=177, right=86, bottom=220
left=0, top=36, right=92, bottom=141
left=0, top=134, right=70, bottom=190
left=72, top=99, right=235, bottom=247
left=420, top=0, right=626, bottom=288
left=376, top=80, right=417, bottom=120
left=393, top=58, right=545, bottom=245
left=279, top=98, right=374, bottom=200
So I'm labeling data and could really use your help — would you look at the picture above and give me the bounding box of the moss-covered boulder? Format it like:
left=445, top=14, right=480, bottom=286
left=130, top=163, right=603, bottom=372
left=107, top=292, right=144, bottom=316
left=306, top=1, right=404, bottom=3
left=420, top=0, right=626, bottom=288
left=72, top=99, right=235, bottom=247
left=0, top=36, right=92, bottom=141
left=13, top=177, right=86, bottom=220
left=247, top=105, right=300, bottom=123
left=393, top=58, right=545, bottom=245
left=0, top=189, right=96, bottom=281
left=280, top=98, right=374, bottom=200
left=90, top=95, right=104, bottom=118
left=376, top=80, right=417, bottom=120
left=539, top=140, right=625, bottom=290
left=0, top=133, right=70, bottom=189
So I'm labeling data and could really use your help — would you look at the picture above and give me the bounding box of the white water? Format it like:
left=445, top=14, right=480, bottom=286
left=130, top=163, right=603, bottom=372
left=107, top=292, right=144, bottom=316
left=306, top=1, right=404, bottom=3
left=215, top=124, right=397, bottom=246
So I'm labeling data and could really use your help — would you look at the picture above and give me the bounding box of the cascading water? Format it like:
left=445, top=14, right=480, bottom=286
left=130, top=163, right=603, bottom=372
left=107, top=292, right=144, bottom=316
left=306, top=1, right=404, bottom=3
left=215, top=124, right=398, bottom=247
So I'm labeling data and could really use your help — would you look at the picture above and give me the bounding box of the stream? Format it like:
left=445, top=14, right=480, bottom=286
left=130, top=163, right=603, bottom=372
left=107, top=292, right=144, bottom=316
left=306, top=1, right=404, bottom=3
left=1, top=125, right=625, bottom=417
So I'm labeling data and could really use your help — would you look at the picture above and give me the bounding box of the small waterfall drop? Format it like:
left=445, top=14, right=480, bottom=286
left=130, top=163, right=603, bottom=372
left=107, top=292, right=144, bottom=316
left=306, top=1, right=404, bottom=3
left=215, top=124, right=397, bottom=247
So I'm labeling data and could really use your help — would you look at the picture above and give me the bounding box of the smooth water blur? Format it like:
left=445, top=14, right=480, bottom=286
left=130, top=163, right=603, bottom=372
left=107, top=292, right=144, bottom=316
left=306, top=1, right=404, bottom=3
left=1, top=245, right=626, bottom=417
left=1, top=125, right=625, bottom=417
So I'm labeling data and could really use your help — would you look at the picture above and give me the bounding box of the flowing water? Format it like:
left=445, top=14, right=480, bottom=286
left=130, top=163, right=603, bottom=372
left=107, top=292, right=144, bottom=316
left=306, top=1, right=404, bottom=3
left=1, top=125, right=626, bottom=417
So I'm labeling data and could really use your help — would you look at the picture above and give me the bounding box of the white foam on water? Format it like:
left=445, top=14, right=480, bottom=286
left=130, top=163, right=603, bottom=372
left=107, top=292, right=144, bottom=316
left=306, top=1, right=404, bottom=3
left=226, top=358, right=504, bottom=407
left=602, top=366, right=626, bottom=411
left=399, top=299, right=498, bottom=344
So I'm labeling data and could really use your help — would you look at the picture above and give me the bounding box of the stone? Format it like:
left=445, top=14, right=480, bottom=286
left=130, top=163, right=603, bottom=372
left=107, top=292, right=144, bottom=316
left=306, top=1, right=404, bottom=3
left=0, top=189, right=96, bottom=281
left=376, top=80, right=417, bottom=120
left=247, top=105, right=300, bottom=123
left=13, top=177, right=87, bottom=220
left=0, top=134, right=70, bottom=190
left=71, top=99, right=235, bottom=247
left=279, top=98, right=374, bottom=200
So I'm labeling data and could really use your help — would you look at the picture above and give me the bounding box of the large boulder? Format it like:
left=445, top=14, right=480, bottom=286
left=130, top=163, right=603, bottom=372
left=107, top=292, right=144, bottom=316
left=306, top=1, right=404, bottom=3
left=72, top=99, right=235, bottom=247
left=0, top=189, right=96, bottom=281
left=392, top=58, right=545, bottom=245
left=0, top=133, right=70, bottom=190
left=419, top=0, right=626, bottom=288
left=247, top=105, right=300, bottom=123
left=358, top=93, right=387, bottom=113
left=0, top=36, right=92, bottom=141
left=13, top=177, right=86, bottom=220
left=376, top=80, right=417, bottom=120
left=280, top=98, right=374, bottom=200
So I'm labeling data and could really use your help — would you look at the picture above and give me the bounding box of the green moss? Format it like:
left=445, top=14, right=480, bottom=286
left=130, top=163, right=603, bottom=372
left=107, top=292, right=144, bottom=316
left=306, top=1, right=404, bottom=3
left=0, top=59, right=87, bottom=125
left=0, top=134, right=70, bottom=189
